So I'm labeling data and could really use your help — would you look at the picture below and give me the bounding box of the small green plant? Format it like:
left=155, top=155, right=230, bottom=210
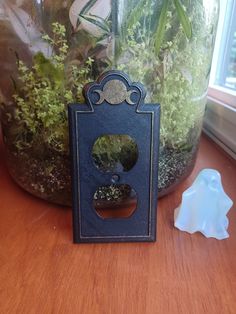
left=79, top=0, right=214, bottom=149
left=115, top=0, right=212, bottom=148
left=13, top=22, right=94, bottom=153
left=11, top=1, right=213, bottom=153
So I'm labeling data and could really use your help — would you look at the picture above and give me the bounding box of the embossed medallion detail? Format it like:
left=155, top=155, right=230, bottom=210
left=94, top=79, right=135, bottom=105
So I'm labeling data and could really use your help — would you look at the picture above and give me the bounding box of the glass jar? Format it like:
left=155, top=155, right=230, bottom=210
left=0, top=0, right=219, bottom=206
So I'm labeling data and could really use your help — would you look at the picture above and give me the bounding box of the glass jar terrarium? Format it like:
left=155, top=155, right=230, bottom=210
left=0, top=0, right=219, bottom=206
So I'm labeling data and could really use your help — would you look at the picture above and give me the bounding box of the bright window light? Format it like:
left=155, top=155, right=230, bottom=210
left=209, top=0, right=236, bottom=107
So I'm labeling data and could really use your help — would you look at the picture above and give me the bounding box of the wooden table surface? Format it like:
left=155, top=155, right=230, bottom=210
left=0, top=134, right=236, bottom=314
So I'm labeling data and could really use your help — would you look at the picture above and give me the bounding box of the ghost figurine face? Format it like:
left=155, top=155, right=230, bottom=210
left=174, top=169, right=233, bottom=240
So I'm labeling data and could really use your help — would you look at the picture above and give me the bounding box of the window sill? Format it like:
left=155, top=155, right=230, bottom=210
left=208, top=85, right=236, bottom=109
left=203, top=94, right=236, bottom=160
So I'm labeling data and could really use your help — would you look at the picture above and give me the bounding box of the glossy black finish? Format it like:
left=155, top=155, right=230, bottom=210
left=68, top=71, right=160, bottom=243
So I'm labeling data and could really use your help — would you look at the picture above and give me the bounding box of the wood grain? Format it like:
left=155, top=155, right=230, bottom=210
left=0, top=134, right=236, bottom=314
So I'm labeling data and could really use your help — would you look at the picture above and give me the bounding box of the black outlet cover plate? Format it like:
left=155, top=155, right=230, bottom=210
left=68, top=71, right=160, bottom=243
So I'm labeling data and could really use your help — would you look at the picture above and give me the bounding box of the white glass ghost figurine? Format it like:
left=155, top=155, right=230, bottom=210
left=174, top=169, right=233, bottom=240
